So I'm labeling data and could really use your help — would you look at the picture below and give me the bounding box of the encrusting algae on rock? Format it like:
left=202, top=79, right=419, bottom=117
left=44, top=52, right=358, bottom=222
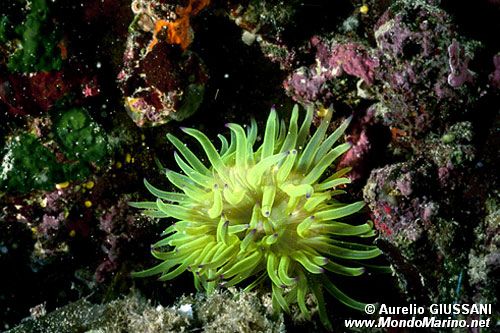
left=147, top=0, right=211, bottom=51
left=130, top=105, right=381, bottom=328
left=119, top=0, right=209, bottom=127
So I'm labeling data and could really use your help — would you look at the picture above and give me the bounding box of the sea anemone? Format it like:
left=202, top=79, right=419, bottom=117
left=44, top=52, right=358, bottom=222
left=131, top=105, right=380, bottom=327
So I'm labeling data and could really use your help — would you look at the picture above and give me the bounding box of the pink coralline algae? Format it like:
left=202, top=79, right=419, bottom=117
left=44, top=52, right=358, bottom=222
left=363, top=161, right=439, bottom=241
left=338, top=109, right=391, bottom=182
left=314, top=39, right=379, bottom=85
left=95, top=196, right=140, bottom=282
left=39, top=213, right=65, bottom=236
left=284, top=38, right=378, bottom=107
left=340, top=131, right=371, bottom=179
left=284, top=0, right=480, bottom=145
left=374, top=9, right=436, bottom=60
left=284, top=67, right=326, bottom=106
left=371, top=0, right=481, bottom=142
left=447, top=40, right=475, bottom=88
left=363, top=120, right=477, bottom=239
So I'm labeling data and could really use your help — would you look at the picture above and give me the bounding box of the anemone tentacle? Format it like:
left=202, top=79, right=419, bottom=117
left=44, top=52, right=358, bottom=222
left=131, top=105, right=380, bottom=328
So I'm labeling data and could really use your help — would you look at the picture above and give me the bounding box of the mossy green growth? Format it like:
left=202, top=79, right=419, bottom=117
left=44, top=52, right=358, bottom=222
left=131, top=105, right=380, bottom=328
left=7, top=0, right=63, bottom=72
left=0, top=108, right=108, bottom=194
left=54, top=107, right=109, bottom=165
left=0, top=133, right=63, bottom=193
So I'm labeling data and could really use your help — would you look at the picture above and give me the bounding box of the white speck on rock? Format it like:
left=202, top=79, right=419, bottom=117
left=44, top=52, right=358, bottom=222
left=178, top=304, right=193, bottom=319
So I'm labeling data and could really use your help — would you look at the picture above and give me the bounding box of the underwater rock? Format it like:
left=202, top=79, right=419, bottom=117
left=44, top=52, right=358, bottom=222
left=8, top=289, right=284, bottom=333
left=363, top=160, right=439, bottom=241
left=118, top=0, right=209, bottom=127
left=95, top=195, right=146, bottom=283
left=424, top=121, right=476, bottom=173
left=0, top=72, right=70, bottom=116
left=372, top=0, right=480, bottom=142
left=226, top=0, right=357, bottom=74
left=190, top=288, right=284, bottom=333
left=0, top=0, right=499, bottom=331
left=284, top=37, right=378, bottom=110
left=447, top=39, right=475, bottom=88
left=363, top=158, right=462, bottom=303
left=227, top=0, right=298, bottom=44
left=468, top=197, right=500, bottom=306
left=133, top=0, right=210, bottom=51
left=490, top=53, right=500, bottom=89
left=338, top=108, right=391, bottom=182
left=280, top=0, right=481, bottom=151
left=226, top=0, right=299, bottom=70
left=362, top=115, right=489, bottom=306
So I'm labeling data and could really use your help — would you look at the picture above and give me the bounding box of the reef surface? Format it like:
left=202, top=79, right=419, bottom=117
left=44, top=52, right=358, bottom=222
left=0, top=0, right=499, bottom=332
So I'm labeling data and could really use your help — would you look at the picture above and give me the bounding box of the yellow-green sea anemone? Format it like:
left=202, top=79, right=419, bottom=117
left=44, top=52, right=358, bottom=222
left=131, top=105, right=380, bottom=328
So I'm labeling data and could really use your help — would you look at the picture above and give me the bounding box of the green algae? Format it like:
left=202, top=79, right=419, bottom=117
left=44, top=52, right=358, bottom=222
left=0, top=133, right=63, bottom=193
left=53, top=107, right=109, bottom=165
left=7, top=0, right=63, bottom=73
